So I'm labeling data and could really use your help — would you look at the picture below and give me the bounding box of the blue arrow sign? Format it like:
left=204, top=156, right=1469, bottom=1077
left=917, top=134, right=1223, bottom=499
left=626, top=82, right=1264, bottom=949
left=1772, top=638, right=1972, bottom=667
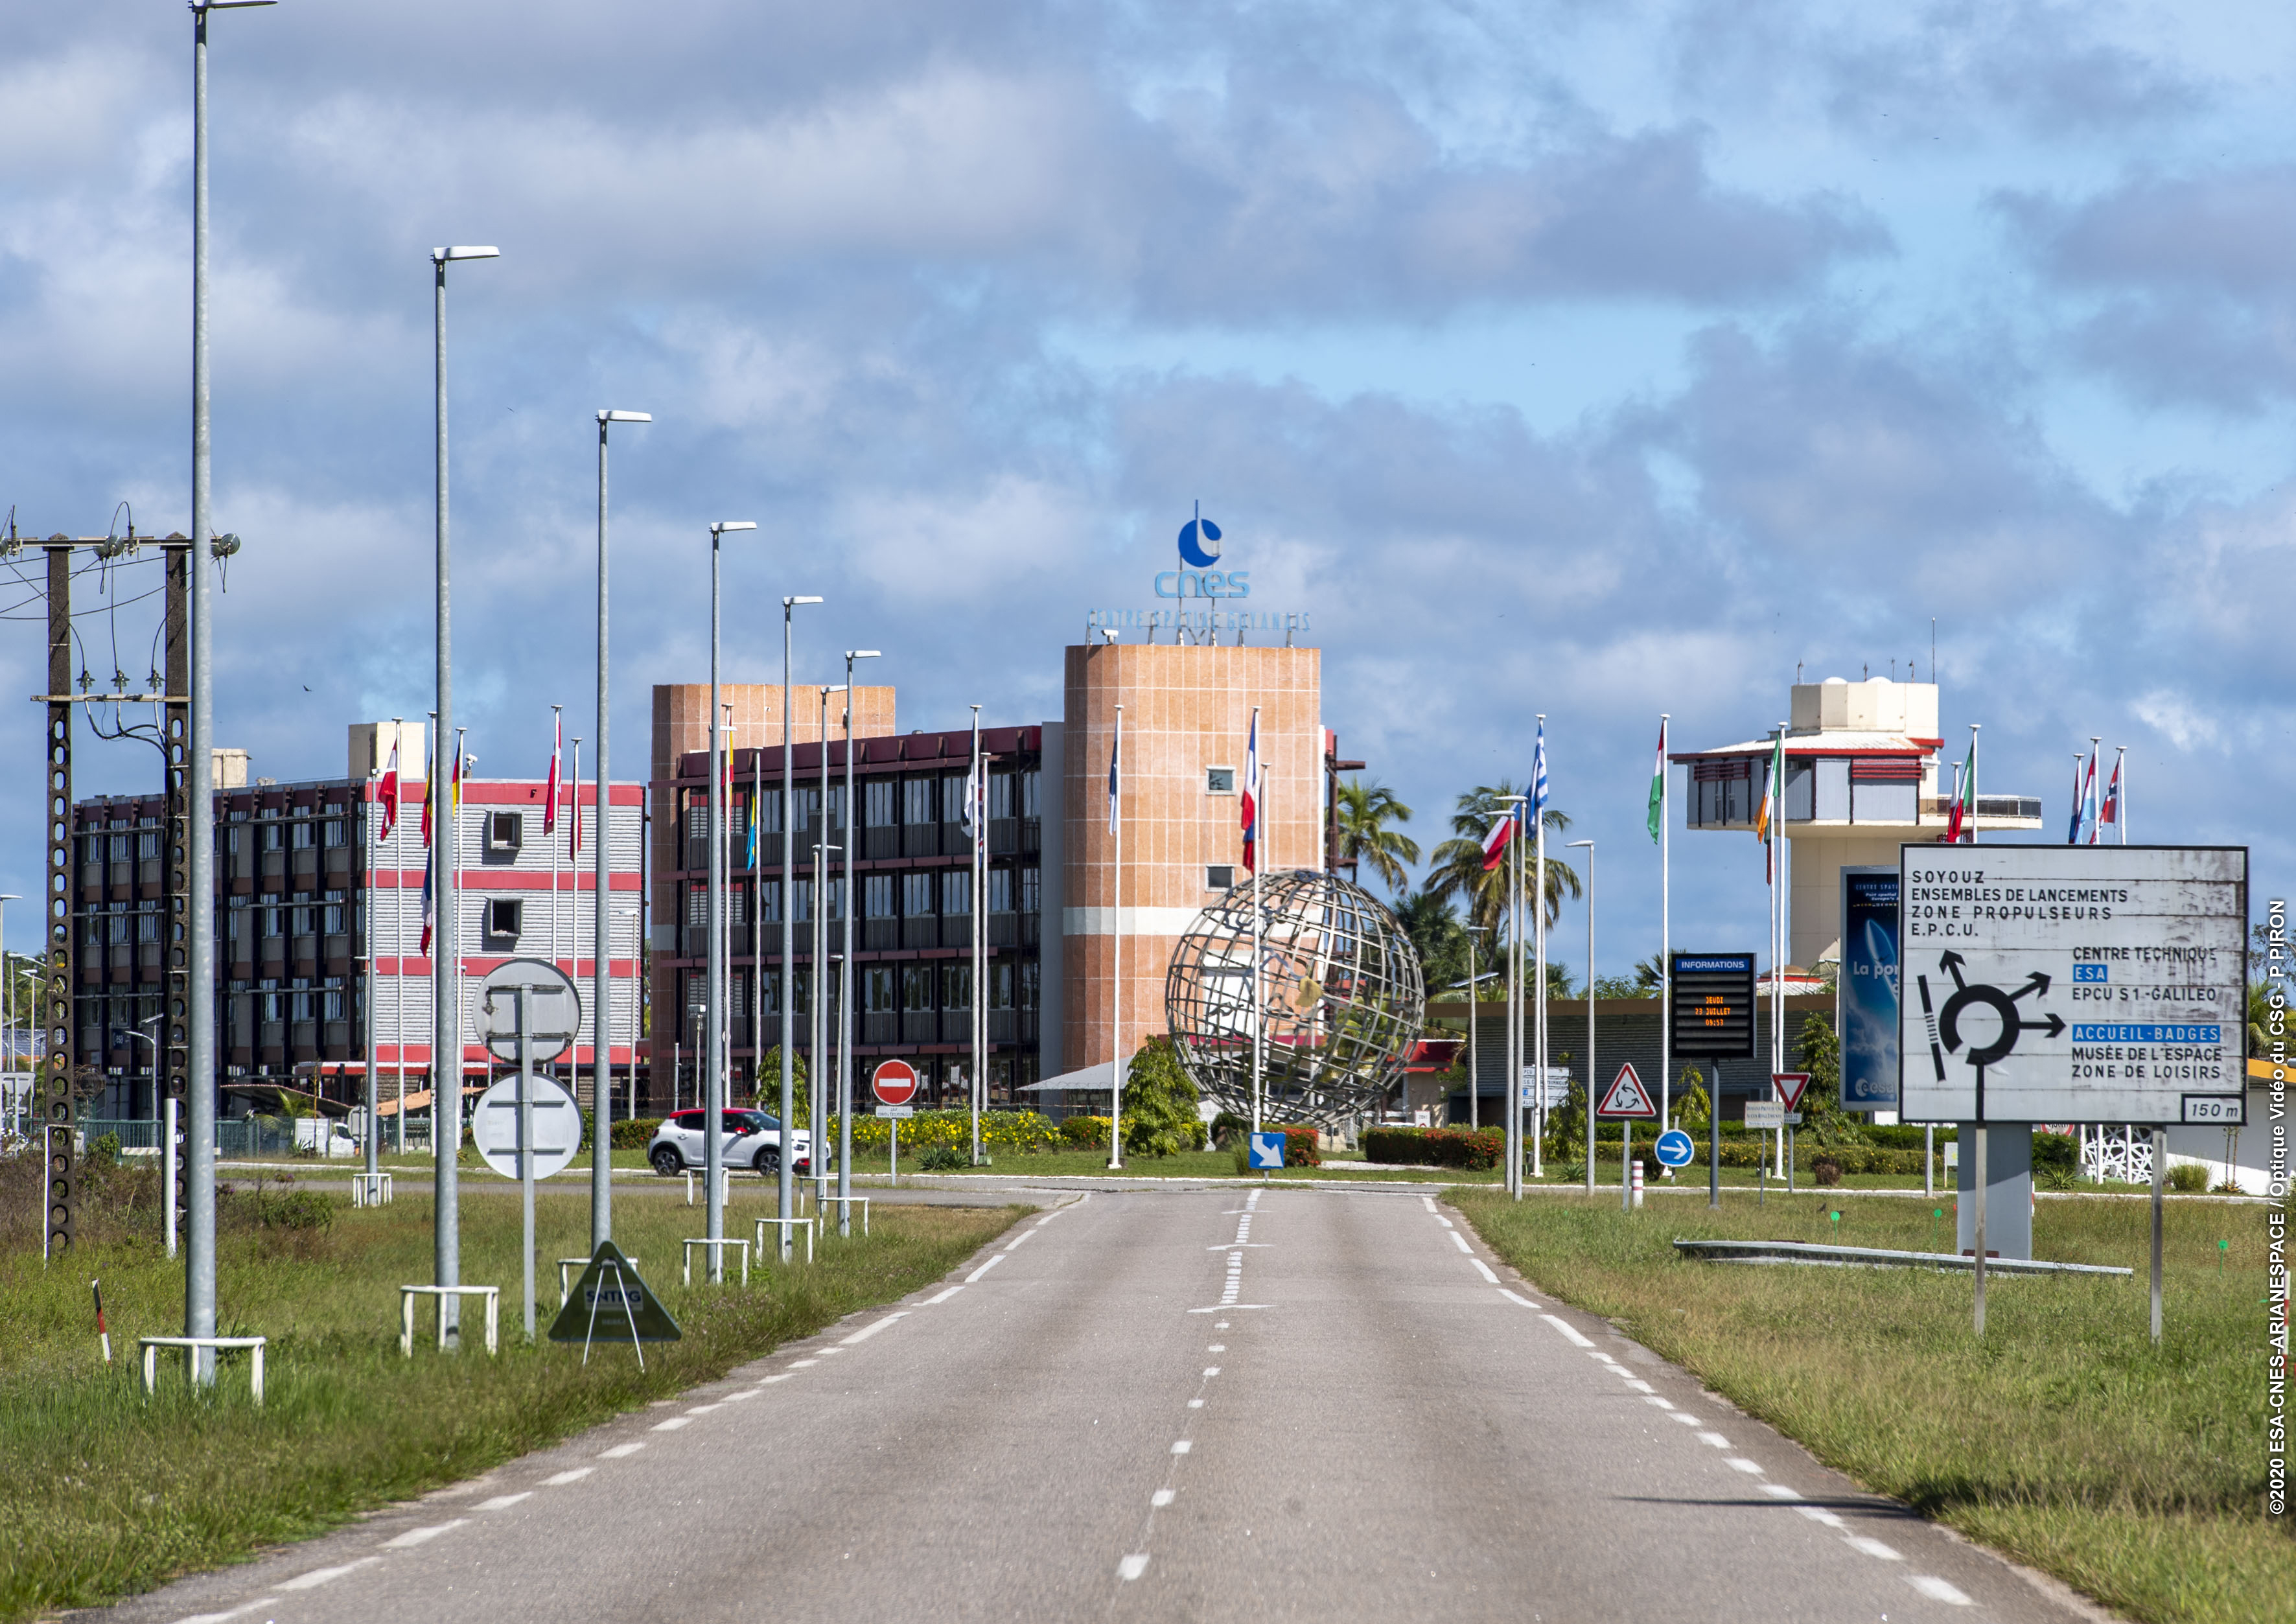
left=1248, top=1131, right=1286, bottom=1170
left=1652, top=1129, right=1695, bottom=1169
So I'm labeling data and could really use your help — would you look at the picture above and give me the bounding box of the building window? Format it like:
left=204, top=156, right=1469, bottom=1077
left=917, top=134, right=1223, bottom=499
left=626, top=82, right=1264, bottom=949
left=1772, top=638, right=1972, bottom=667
left=137, top=911, right=159, bottom=942
left=224, top=826, right=242, bottom=855
left=1206, top=766, right=1236, bottom=795
left=487, top=811, right=522, bottom=853
left=942, top=963, right=971, bottom=1010
left=864, top=780, right=897, bottom=828
left=323, top=986, right=345, bottom=1021
left=290, top=988, right=314, bottom=1021
left=939, top=773, right=966, bottom=820
left=261, top=822, right=284, bottom=852
left=1018, top=961, right=1039, bottom=1009
left=261, top=987, right=283, bottom=1022
left=323, top=818, right=347, bottom=848
left=686, top=885, right=708, bottom=927
left=901, top=965, right=936, bottom=1011
left=137, top=830, right=160, bottom=859
left=940, top=870, right=970, bottom=914
left=903, top=778, right=936, bottom=826
left=323, top=903, right=345, bottom=933
left=1019, top=866, right=1041, bottom=913
left=986, top=868, right=1014, bottom=912
left=863, top=966, right=897, bottom=1012
left=988, top=962, right=1014, bottom=1009
left=226, top=911, right=244, bottom=943
left=1020, top=768, right=1040, bottom=818
left=988, top=772, right=1014, bottom=820
left=291, top=905, right=318, bottom=936
left=793, top=878, right=814, bottom=922
left=487, top=899, right=522, bottom=938
left=261, top=907, right=283, bottom=938
left=108, top=913, right=130, bottom=945
left=901, top=872, right=934, bottom=917
left=292, top=820, right=316, bottom=850
left=864, top=874, right=896, bottom=918
left=110, top=833, right=132, bottom=860
left=1207, top=864, right=1235, bottom=890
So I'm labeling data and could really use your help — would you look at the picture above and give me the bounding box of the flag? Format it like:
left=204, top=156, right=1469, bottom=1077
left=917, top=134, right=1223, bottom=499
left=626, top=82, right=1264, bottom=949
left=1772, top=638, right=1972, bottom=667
left=2080, top=745, right=2102, bottom=845
left=1106, top=729, right=1120, bottom=835
left=378, top=732, right=400, bottom=844
left=1240, top=713, right=1259, bottom=874
left=2064, top=755, right=2085, bottom=844
left=418, top=864, right=434, bottom=957
left=962, top=748, right=984, bottom=849
left=1479, top=806, right=1513, bottom=872
left=543, top=712, right=561, bottom=835
left=1943, top=738, right=1975, bottom=843
left=419, top=734, right=434, bottom=849
left=1529, top=718, right=1549, bottom=816
left=2100, top=750, right=2122, bottom=839
left=452, top=736, right=467, bottom=818
left=1756, top=730, right=1785, bottom=881
left=1645, top=717, right=1665, bottom=844
left=745, top=782, right=757, bottom=870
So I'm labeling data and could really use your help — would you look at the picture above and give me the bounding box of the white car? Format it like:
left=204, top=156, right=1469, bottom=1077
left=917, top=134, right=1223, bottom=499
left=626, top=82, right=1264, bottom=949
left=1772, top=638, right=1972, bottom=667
left=649, top=1108, right=811, bottom=1177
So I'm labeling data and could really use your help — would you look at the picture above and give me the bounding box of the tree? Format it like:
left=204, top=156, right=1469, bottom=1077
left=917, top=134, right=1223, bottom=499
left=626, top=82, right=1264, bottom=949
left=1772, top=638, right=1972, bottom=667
left=1792, top=1011, right=1857, bottom=1146
left=1395, top=887, right=1481, bottom=999
left=1122, top=1036, right=1201, bottom=1157
left=754, top=1045, right=807, bottom=1119
left=1673, top=1069, right=1711, bottom=1133
left=1333, top=779, right=1420, bottom=895
left=1423, top=782, right=1579, bottom=933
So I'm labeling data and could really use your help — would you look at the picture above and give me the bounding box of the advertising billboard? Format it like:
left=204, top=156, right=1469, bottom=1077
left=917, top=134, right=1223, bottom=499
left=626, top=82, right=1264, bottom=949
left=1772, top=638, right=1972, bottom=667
left=1838, top=866, right=1900, bottom=1111
left=1897, top=846, right=2247, bottom=1126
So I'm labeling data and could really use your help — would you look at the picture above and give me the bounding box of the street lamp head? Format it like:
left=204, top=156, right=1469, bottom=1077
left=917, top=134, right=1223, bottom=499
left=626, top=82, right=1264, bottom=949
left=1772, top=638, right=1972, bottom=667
left=846, top=650, right=881, bottom=661
left=710, top=520, right=756, bottom=535
left=1567, top=839, right=1593, bottom=850
left=599, top=410, right=652, bottom=423
left=784, top=596, right=824, bottom=607
left=196, top=2, right=281, bottom=10
left=432, top=246, right=501, bottom=262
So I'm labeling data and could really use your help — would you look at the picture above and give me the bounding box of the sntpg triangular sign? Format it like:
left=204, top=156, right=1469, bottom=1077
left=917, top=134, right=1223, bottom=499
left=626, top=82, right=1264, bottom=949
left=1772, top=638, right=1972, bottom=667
left=1770, top=1072, right=1812, bottom=1113
left=547, top=1240, right=682, bottom=1346
left=1595, top=1061, right=1658, bottom=1119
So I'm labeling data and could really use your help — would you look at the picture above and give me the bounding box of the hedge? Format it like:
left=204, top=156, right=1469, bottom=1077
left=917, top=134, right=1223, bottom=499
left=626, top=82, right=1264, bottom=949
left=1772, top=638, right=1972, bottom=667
left=1058, top=1113, right=1209, bottom=1155
left=842, top=1109, right=1061, bottom=1155
left=1362, top=1126, right=1503, bottom=1170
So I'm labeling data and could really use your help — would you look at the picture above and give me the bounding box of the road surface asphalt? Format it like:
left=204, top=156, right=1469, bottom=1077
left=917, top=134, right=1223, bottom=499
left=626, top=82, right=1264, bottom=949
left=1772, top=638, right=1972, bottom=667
left=99, top=1179, right=2111, bottom=1623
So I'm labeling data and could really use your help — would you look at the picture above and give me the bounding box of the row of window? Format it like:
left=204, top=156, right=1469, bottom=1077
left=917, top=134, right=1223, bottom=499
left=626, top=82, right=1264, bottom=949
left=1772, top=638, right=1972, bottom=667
left=684, top=960, right=1039, bottom=1017
left=687, top=769, right=1045, bottom=836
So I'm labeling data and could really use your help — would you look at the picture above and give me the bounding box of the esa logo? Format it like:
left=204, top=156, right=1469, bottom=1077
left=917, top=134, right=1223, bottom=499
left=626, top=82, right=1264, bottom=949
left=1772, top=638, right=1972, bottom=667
left=1155, top=505, right=1250, bottom=599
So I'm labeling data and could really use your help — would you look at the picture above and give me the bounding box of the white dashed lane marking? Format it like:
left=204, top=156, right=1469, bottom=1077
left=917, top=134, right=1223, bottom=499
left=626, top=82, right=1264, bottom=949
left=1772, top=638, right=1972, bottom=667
left=1844, top=1536, right=1903, bottom=1561
left=839, top=1312, right=910, bottom=1345
left=279, top=1559, right=378, bottom=1591
left=1908, top=1575, right=1974, bottom=1605
left=1725, top=1459, right=1765, bottom=1476
left=1117, top=1553, right=1150, bottom=1582
left=543, top=1467, right=593, bottom=1485
left=382, top=1520, right=465, bottom=1549
left=477, top=1492, right=533, bottom=1509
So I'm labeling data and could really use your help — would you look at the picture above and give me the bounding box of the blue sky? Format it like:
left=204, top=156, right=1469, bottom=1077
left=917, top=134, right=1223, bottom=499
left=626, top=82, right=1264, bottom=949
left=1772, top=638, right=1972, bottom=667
left=2, top=0, right=2288, bottom=982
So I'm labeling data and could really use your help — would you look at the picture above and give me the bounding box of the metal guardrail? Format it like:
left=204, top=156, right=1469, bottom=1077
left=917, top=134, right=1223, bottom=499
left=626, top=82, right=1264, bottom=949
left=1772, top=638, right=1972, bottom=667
left=1672, top=1238, right=2130, bottom=1275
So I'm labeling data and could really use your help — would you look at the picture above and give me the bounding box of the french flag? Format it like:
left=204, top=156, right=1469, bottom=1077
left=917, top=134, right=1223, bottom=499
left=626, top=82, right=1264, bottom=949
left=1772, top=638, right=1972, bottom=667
left=1240, top=713, right=1260, bottom=874
left=1479, top=804, right=1514, bottom=872
left=378, top=732, right=400, bottom=844
left=417, top=865, right=434, bottom=957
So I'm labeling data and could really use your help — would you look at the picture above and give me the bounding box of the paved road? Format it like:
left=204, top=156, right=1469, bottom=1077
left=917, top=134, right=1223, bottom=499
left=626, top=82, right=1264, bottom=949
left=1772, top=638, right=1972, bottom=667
left=106, top=1182, right=2109, bottom=1624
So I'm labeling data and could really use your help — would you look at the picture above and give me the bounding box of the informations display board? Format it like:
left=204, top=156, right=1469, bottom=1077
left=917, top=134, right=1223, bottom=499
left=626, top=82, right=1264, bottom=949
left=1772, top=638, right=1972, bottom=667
left=1838, top=867, right=1901, bottom=1111
left=1897, top=846, right=2247, bottom=1126
left=1671, top=953, right=1756, bottom=1060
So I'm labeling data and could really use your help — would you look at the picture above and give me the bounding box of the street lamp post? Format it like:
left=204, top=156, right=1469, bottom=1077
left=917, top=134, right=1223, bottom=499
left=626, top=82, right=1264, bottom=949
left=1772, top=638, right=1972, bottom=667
left=779, top=595, right=823, bottom=1259
left=616, top=906, right=641, bottom=1120
left=1463, top=925, right=1487, bottom=1131
left=705, top=522, right=756, bottom=1282
left=0, top=897, right=17, bottom=1144
left=1567, top=839, right=1596, bottom=1199
left=837, top=651, right=879, bottom=1236
left=815, top=682, right=844, bottom=1205
left=593, top=410, right=648, bottom=1248
left=187, top=0, right=277, bottom=1386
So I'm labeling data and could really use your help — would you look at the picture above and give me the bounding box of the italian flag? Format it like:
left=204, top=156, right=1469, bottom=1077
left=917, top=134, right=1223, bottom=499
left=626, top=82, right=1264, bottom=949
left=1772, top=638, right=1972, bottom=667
left=1645, top=718, right=1665, bottom=844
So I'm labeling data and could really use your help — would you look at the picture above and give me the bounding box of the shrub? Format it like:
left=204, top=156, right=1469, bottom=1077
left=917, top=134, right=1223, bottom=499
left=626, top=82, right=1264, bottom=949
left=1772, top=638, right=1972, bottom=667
left=917, top=1144, right=969, bottom=1172
left=2167, top=1163, right=2209, bottom=1193
left=844, top=1109, right=1061, bottom=1155
left=613, top=1117, right=663, bottom=1150
left=1812, top=1157, right=1842, bottom=1187
left=1209, top=1111, right=1249, bottom=1148
left=220, top=1189, right=334, bottom=1231
left=1362, top=1126, right=1503, bottom=1170
left=1122, top=1037, right=1204, bottom=1157
left=1061, top=1115, right=1112, bottom=1149
left=2032, top=1131, right=2078, bottom=1172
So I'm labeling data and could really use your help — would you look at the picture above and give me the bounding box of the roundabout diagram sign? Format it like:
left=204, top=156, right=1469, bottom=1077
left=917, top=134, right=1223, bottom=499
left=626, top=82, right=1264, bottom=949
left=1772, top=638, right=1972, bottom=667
left=1898, top=846, right=2246, bottom=1126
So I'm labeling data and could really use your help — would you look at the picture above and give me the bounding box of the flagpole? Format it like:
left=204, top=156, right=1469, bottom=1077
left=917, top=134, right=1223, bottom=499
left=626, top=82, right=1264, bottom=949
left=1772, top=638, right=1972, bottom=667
left=1111, top=702, right=1126, bottom=1168
left=363, top=771, right=378, bottom=1179
left=969, top=705, right=982, bottom=1168
left=568, top=739, right=581, bottom=982
left=1659, top=715, right=1671, bottom=1154
left=1533, top=715, right=1548, bottom=1182
left=1248, top=706, right=1262, bottom=1139
left=453, top=730, right=469, bottom=1153
left=751, top=745, right=762, bottom=1117
left=1968, top=724, right=1980, bottom=845
left=2116, top=747, right=2128, bottom=843
left=2087, top=736, right=2102, bottom=846
left=1501, top=793, right=1522, bottom=1200
left=549, top=706, right=563, bottom=974
left=391, top=717, right=406, bottom=1157
left=818, top=685, right=834, bottom=1201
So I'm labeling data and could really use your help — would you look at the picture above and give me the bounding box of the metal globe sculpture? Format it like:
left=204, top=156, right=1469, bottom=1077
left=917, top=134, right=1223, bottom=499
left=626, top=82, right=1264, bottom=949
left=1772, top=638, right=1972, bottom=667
left=1164, top=868, right=1424, bottom=1127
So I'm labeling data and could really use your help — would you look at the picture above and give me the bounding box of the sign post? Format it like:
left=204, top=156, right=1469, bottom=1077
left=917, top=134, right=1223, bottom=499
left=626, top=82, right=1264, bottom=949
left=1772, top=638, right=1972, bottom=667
left=1771, top=1073, right=1810, bottom=1194
left=1671, top=953, right=1756, bottom=1209
left=872, top=1060, right=919, bottom=1187
left=472, top=960, right=581, bottom=1341
left=1595, top=1063, right=1658, bottom=1212
left=1899, top=846, right=2247, bottom=1339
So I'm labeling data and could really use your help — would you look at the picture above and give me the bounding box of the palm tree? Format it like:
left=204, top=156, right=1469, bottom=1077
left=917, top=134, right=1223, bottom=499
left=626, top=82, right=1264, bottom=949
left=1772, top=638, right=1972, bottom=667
left=1334, top=779, right=1421, bottom=894
left=1424, top=781, right=1580, bottom=933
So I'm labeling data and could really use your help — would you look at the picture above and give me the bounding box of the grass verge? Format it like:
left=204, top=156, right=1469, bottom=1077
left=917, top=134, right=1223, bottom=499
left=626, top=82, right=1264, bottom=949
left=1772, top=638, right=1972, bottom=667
left=1451, top=1187, right=2283, bottom=1624
left=0, top=1188, right=1019, bottom=1622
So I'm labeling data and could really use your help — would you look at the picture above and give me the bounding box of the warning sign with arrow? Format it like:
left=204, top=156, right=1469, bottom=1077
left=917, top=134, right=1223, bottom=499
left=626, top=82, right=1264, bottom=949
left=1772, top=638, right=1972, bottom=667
left=548, top=1240, right=680, bottom=1364
left=1595, top=1062, right=1658, bottom=1120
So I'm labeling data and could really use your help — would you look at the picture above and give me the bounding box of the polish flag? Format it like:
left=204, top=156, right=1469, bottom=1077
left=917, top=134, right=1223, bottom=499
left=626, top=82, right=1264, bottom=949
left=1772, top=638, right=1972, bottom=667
left=543, top=712, right=562, bottom=835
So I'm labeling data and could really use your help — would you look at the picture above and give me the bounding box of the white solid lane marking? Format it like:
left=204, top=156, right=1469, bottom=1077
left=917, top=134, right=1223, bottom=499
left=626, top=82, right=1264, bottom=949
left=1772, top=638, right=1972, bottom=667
left=544, top=1467, right=594, bottom=1485
left=1908, top=1575, right=1974, bottom=1605
left=840, top=1311, right=911, bottom=1345
left=279, top=1559, right=379, bottom=1592
left=966, top=1253, right=1007, bottom=1283
left=1697, top=1432, right=1730, bottom=1448
left=1758, top=1483, right=1800, bottom=1499
left=651, top=1417, right=691, bottom=1432
left=923, top=1286, right=964, bottom=1305
left=1469, top=1259, right=1500, bottom=1283
left=1844, top=1536, right=1903, bottom=1561
left=478, top=1492, right=534, bottom=1508
left=1448, top=1231, right=1474, bottom=1255
left=384, top=1520, right=467, bottom=1548
left=1498, top=1288, right=1538, bottom=1308
left=1171, top=1441, right=1192, bottom=1455
left=1798, top=1506, right=1848, bottom=1529
left=1204, top=1367, right=1222, bottom=1376
left=1152, top=1489, right=1175, bottom=1508
left=1542, top=1315, right=1596, bottom=1347
left=1118, top=1554, right=1150, bottom=1581
left=599, top=1443, right=645, bottom=1458
left=1725, top=1459, right=1765, bottom=1475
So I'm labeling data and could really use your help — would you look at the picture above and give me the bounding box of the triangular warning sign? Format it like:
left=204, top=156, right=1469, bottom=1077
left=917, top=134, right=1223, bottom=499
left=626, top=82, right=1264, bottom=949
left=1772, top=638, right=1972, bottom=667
left=1771, top=1072, right=1812, bottom=1113
left=547, top=1240, right=682, bottom=1348
left=1595, top=1061, right=1658, bottom=1119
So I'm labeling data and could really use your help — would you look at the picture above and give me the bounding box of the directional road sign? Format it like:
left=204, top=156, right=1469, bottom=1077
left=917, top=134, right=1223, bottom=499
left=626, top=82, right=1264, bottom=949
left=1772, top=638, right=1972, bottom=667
left=1898, top=846, right=2247, bottom=1125
left=1652, top=1128, right=1696, bottom=1168
left=474, top=958, right=582, bottom=1064
left=1770, top=1071, right=1812, bottom=1113
left=871, top=1058, right=920, bottom=1108
left=1671, top=953, right=1756, bottom=1060
left=1743, top=1100, right=1784, bottom=1130
left=1247, top=1131, right=1286, bottom=1170
left=1595, top=1061, right=1658, bottom=1120
left=470, top=1073, right=582, bottom=1181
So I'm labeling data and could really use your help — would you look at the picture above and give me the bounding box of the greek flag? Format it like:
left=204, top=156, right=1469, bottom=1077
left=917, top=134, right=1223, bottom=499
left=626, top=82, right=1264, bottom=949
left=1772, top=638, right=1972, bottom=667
left=1529, top=717, right=1549, bottom=818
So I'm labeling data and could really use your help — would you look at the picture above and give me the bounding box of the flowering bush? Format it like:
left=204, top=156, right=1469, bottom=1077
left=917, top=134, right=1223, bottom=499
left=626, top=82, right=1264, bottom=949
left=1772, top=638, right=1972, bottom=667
left=839, top=1109, right=1061, bottom=1155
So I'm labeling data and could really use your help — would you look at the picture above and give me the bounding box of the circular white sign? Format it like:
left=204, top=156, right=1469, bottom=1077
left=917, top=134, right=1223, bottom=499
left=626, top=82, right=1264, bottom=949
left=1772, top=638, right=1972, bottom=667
left=470, top=1073, right=583, bottom=1181
left=473, top=958, right=583, bottom=1064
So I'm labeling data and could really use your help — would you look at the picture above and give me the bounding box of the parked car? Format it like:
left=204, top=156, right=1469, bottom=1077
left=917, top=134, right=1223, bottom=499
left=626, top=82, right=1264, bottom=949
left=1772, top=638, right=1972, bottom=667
left=649, top=1109, right=811, bottom=1177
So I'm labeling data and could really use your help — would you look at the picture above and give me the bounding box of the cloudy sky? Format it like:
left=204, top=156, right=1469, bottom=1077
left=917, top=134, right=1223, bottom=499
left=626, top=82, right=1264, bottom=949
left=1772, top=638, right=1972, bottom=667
left=3, top=0, right=2288, bottom=980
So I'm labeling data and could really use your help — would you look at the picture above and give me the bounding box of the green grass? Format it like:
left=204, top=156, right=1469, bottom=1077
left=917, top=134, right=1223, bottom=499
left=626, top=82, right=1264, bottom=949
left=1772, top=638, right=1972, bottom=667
left=0, top=1179, right=1019, bottom=1623
left=1451, top=1187, right=2283, bottom=1624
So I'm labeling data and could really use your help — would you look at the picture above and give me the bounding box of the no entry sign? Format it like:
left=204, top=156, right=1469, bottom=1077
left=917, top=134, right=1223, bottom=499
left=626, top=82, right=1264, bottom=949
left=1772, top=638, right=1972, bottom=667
left=871, top=1059, right=920, bottom=1108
